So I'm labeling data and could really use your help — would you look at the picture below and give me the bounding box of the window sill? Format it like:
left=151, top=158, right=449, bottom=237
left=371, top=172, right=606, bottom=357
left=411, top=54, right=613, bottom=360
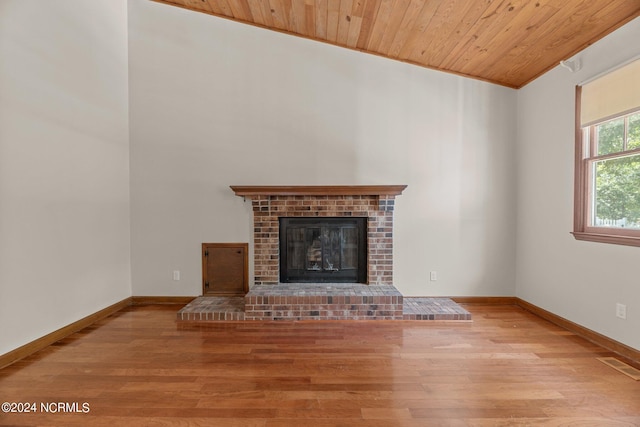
left=571, top=231, right=640, bottom=247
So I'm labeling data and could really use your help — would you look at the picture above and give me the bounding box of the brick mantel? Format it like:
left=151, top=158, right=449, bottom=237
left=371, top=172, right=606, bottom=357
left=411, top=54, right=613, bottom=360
left=231, top=185, right=407, bottom=286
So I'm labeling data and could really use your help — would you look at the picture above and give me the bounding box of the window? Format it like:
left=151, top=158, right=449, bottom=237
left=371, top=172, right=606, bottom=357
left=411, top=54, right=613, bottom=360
left=573, top=59, right=640, bottom=246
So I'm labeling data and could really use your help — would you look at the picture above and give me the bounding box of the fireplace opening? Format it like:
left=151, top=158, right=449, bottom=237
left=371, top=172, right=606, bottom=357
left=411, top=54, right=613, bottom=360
left=279, top=217, right=367, bottom=283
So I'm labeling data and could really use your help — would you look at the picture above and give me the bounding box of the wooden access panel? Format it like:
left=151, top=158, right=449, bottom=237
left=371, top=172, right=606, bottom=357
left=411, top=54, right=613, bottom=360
left=202, top=243, right=248, bottom=296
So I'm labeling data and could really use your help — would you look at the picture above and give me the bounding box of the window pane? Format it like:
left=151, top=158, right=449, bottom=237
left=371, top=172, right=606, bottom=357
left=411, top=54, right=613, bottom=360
left=593, top=154, right=640, bottom=229
left=628, top=112, right=640, bottom=150
left=596, top=118, right=624, bottom=155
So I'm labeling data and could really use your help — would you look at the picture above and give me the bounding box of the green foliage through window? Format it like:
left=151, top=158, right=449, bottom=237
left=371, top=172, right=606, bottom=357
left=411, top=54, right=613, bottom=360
left=591, top=112, right=640, bottom=229
left=596, top=119, right=624, bottom=156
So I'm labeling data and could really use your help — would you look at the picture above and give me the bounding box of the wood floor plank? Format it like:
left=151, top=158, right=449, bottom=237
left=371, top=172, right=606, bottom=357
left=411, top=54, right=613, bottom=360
left=0, top=304, right=638, bottom=425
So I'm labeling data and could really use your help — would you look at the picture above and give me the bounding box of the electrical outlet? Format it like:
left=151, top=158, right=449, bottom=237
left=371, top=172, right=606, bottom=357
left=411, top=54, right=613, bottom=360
left=173, top=270, right=181, bottom=281
left=616, top=303, right=627, bottom=319
left=430, top=271, right=437, bottom=281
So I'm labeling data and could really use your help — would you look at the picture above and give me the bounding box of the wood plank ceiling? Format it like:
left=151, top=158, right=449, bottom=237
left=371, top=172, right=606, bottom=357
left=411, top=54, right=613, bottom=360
left=152, top=0, right=640, bottom=88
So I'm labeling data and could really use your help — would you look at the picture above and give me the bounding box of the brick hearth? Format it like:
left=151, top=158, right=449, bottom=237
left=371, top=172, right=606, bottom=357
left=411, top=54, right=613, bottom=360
left=177, top=287, right=472, bottom=322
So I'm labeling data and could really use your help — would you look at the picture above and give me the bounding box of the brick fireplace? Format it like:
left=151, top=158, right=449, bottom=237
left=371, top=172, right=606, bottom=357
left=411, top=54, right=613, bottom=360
left=226, top=185, right=409, bottom=320
left=181, top=185, right=471, bottom=321
left=230, top=185, right=407, bottom=286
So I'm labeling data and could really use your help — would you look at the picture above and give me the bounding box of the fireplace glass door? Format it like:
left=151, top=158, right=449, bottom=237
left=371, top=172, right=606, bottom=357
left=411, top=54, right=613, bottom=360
left=279, top=217, right=367, bottom=283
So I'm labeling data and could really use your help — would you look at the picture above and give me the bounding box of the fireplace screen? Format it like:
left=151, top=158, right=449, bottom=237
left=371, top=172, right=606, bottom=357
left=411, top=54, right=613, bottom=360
left=279, top=217, right=367, bottom=283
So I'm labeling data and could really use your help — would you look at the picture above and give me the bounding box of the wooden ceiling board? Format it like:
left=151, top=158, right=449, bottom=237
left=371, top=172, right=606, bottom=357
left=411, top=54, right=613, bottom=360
left=450, top=0, right=545, bottom=78
left=151, top=0, right=640, bottom=88
left=354, top=0, right=376, bottom=49
left=410, top=0, right=485, bottom=67
left=336, top=0, right=353, bottom=45
left=377, top=1, right=410, bottom=55
left=396, top=0, right=439, bottom=59
left=314, top=0, right=328, bottom=39
left=364, top=0, right=392, bottom=51
left=325, top=0, right=340, bottom=42
left=268, top=0, right=288, bottom=30
left=420, top=0, right=491, bottom=67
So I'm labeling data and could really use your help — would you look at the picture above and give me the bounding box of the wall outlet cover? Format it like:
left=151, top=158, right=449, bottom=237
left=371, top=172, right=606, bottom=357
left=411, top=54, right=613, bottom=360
left=616, top=303, right=627, bottom=319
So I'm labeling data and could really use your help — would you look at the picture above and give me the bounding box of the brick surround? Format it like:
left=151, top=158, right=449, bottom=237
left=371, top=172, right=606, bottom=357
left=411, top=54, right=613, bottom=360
left=250, top=194, right=397, bottom=285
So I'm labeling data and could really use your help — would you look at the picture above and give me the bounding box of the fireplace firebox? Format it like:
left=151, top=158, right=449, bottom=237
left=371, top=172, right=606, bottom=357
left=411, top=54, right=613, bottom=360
left=279, top=217, right=367, bottom=283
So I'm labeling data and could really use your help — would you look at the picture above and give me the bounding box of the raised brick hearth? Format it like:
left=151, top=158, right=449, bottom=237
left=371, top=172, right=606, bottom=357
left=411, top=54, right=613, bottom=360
left=177, top=288, right=472, bottom=321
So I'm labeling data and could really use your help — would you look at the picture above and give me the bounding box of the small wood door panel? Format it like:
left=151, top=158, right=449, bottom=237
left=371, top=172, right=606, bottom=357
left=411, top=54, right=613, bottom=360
left=202, top=243, right=248, bottom=296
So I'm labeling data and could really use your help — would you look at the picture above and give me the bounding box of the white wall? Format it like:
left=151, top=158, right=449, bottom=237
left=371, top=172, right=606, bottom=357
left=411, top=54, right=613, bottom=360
left=516, top=18, right=640, bottom=350
left=128, top=0, right=517, bottom=297
left=0, top=1, right=131, bottom=355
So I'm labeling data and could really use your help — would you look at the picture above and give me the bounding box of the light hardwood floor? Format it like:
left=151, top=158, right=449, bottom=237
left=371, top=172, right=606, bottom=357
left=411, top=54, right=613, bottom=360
left=1, top=304, right=639, bottom=426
